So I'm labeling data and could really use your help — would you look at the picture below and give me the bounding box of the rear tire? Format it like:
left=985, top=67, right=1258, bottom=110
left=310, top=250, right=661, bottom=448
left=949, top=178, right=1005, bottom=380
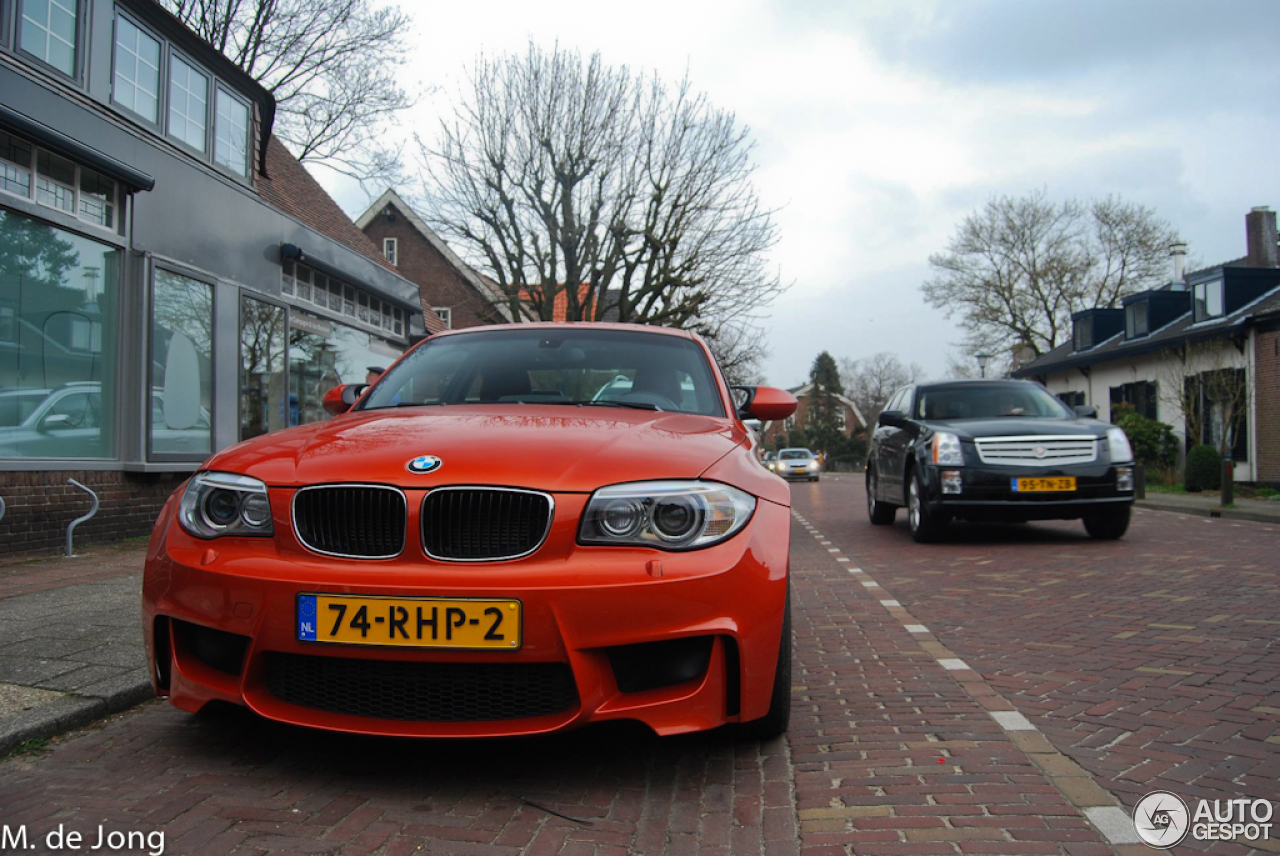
left=1083, top=505, right=1131, bottom=540
left=908, top=469, right=948, bottom=543
left=738, top=587, right=791, bottom=741
left=867, top=470, right=896, bottom=525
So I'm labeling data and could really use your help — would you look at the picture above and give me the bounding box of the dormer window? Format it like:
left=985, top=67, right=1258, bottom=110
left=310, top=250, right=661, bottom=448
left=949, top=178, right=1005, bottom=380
left=18, top=0, right=79, bottom=78
left=1125, top=302, right=1149, bottom=338
left=1193, top=279, right=1224, bottom=321
left=1073, top=316, right=1093, bottom=351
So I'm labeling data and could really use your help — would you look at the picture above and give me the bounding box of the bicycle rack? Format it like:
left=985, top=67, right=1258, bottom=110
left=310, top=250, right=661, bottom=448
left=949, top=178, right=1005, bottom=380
left=65, top=479, right=99, bottom=558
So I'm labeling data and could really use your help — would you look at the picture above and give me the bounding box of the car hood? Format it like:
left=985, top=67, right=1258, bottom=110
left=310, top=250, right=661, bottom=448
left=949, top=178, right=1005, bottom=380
left=929, top=418, right=1107, bottom=440
left=204, top=405, right=748, bottom=493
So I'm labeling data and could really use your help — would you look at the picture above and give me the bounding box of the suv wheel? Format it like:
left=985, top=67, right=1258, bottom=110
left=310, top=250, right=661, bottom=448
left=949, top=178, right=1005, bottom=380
left=867, top=470, right=896, bottom=525
left=908, top=470, right=948, bottom=543
left=1083, top=505, right=1131, bottom=540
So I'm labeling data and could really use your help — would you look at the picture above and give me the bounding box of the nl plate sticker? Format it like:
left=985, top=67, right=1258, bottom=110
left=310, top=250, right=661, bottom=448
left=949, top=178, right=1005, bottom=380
left=297, top=594, right=318, bottom=641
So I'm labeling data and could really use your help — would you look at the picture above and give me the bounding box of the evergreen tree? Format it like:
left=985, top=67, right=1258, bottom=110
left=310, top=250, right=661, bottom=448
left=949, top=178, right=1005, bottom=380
left=806, top=351, right=845, bottom=457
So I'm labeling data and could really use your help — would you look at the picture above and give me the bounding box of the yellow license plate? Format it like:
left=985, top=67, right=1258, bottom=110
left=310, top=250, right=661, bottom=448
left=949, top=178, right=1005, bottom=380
left=1012, top=477, right=1077, bottom=493
left=297, top=594, right=521, bottom=650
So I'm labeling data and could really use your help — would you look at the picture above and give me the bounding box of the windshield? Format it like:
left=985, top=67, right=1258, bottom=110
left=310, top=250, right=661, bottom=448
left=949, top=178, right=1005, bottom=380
left=915, top=384, right=1073, bottom=420
left=361, top=328, right=725, bottom=416
left=779, top=449, right=813, bottom=460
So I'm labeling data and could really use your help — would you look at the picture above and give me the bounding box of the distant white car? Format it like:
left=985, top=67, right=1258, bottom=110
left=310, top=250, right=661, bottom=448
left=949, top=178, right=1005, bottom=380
left=776, top=447, right=820, bottom=482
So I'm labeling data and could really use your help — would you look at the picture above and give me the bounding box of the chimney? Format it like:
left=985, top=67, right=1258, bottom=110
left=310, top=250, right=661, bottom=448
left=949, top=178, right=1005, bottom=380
left=1245, top=206, right=1278, bottom=268
left=1169, top=240, right=1187, bottom=288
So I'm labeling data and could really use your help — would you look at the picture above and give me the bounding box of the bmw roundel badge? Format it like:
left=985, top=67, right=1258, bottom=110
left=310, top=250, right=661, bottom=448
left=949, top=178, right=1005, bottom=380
left=406, top=455, right=443, bottom=474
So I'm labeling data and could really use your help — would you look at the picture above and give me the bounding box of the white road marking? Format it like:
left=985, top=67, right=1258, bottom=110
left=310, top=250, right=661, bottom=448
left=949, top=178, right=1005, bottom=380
left=861, top=581, right=880, bottom=588
left=836, top=557, right=850, bottom=562
left=1081, top=807, right=1141, bottom=845
left=879, top=599, right=901, bottom=607
left=905, top=624, right=929, bottom=634
left=989, top=710, right=1036, bottom=731
left=937, top=658, right=971, bottom=671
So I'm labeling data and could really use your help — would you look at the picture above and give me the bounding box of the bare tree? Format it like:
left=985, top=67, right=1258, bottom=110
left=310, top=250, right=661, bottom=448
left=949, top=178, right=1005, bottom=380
left=421, top=43, right=783, bottom=335
left=923, top=190, right=1175, bottom=358
left=1156, top=341, right=1249, bottom=458
left=163, top=0, right=415, bottom=184
left=705, top=322, right=769, bottom=389
left=839, top=352, right=923, bottom=422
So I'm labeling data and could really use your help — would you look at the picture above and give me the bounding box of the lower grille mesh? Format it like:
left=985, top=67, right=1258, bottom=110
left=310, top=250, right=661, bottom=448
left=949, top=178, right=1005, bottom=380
left=265, top=653, right=578, bottom=721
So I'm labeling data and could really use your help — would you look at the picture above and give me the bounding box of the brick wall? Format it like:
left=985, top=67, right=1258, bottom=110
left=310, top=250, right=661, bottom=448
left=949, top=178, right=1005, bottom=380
left=1256, top=328, right=1280, bottom=484
left=761, top=396, right=860, bottom=445
left=0, top=470, right=187, bottom=558
left=361, top=208, right=505, bottom=330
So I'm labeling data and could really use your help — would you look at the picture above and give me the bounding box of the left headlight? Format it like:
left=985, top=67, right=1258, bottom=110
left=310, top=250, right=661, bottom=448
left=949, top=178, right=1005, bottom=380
left=1106, top=427, right=1134, bottom=463
left=178, top=472, right=274, bottom=539
left=579, top=480, right=757, bottom=551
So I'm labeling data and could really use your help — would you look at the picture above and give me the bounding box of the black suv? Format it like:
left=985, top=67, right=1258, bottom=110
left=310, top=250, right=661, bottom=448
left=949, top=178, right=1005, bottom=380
left=865, top=379, right=1135, bottom=542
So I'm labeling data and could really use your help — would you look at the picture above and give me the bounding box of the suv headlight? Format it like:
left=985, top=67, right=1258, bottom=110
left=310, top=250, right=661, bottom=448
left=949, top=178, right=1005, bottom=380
left=1106, top=427, right=1134, bottom=463
left=178, top=472, right=274, bottom=539
left=931, top=432, right=964, bottom=466
left=579, top=481, right=756, bottom=551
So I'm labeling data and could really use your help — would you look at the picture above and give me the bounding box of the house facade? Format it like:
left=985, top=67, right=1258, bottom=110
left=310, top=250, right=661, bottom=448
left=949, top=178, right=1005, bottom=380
left=0, top=0, right=435, bottom=554
left=762, top=382, right=866, bottom=447
left=356, top=189, right=510, bottom=330
left=1014, top=207, right=1280, bottom=484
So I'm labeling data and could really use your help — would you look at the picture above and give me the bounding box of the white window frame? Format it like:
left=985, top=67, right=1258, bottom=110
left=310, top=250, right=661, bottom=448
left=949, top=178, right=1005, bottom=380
left=383, top=237, right=398, bottom=265
left=0, top=129, right=118, bottom=232
left=213, top=85, right=251, bottom=177
left=432, top=306, right=452, bottom=329
left=111, top=12, right=162, bottom=127
left=17, top=0, right=79, bottom=80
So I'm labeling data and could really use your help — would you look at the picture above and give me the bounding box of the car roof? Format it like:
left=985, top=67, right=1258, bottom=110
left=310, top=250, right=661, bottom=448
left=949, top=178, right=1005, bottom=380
left=917, top=378, right=1041, bottom=392
left=779, top=447, right=814, bottom=454
left=427, top=321, right=697, bottom=342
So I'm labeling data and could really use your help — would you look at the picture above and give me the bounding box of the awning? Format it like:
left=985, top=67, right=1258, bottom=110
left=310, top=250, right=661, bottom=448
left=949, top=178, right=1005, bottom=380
left=279, top=243, right=421, bottom=314
left=0, top=104, right=156, bottom=192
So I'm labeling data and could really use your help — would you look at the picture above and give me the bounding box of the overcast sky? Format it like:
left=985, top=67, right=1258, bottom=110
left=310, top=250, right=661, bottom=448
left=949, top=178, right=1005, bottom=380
left=318, top=0, right=1280, bottom=388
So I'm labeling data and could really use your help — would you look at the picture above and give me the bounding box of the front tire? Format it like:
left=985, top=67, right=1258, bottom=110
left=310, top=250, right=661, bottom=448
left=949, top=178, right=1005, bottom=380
left=908, top=469, right=948, bottom=543
left=1083, top=505, right=1131, bottom=540
left=867, top=470, right=896, bottom=525
left=738, top=588, right=791, bottom=740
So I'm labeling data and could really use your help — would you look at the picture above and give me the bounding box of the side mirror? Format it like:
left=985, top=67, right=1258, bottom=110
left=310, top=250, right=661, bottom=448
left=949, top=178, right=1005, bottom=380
left=37, top=413, right=73, bottom=433
left=1073, top=404, right=1098, bottom=419
left=878, top=409, right=907, bottom=428
left=322, top=383, right=369, bottom=416
left=732, top=385, right=797, bottom=422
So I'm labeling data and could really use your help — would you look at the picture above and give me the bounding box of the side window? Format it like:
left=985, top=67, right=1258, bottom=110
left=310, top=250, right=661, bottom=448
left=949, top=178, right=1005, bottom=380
left=47, top=391, right=95, bottom=428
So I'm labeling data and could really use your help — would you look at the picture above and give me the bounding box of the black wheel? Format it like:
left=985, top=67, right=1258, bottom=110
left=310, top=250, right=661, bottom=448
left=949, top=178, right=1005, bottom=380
left=907, top=469, right=948, bottom=543
left=1083, top=505, right=1131, bottom=540
left=738, top=587, right=791, bottom=740
left=867, top=469, right=896, bottom=525
left=810, top=476, right=819, bottom=482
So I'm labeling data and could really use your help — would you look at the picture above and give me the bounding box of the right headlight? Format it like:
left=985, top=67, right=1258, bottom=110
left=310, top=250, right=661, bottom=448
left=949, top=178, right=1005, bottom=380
left=931, top=432, right=964, bottom=466
left=178, top=472, right=274, bottom=539
left=579, top=480, right=756, bottom=551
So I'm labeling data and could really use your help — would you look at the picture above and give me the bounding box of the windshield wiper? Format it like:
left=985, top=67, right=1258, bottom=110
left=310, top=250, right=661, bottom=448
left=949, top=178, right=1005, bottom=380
left=572, top=400, right=661, bottom=411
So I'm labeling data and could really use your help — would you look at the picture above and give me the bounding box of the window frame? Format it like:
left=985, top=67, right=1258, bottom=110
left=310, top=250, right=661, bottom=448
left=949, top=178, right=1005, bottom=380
left=0, top=128, right=121, bottom=234
left=383, top=237, right=398, bottom=265
left=1125, top=302, right=1149, bottom=339
left=147, top=264, right=217, bottom=462
left=1193, top=278, right=1225, bottom=322
left=432, top=306, right=452, bottom=329
left=14, top=0, right=83, bottom=83
left=1074, top=317, right=1093, bottom=351
left=166, top=49, right=212, bottom=157
left=212, top=84, right=251, bottom=178
left=110, top=9, right=164, bottom=130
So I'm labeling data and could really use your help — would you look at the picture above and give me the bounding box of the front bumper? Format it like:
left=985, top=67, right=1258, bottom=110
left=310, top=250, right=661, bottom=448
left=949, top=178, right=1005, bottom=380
left=778, top=467, right=819, bottom=479
left=919, top=462, right=1134, bottom=521
left=142, top=489, right=790, bottom=738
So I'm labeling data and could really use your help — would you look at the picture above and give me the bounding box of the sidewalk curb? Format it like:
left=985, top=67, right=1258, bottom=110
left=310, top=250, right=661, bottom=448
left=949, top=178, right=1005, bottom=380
left=0, top=675, right=151, bottom=756
left=1135, top=499, right=1280, bottom=526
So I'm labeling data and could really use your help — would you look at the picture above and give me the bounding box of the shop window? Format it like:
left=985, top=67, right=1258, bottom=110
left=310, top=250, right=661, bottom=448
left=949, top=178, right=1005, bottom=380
left=240, top=295, right=287, bottom=440
left=280, top=260, right=294, bottom=296
left=77, top=168, right=116, bottom=228
left=0, top=209, right=119, bottom=459
left=168, top=54, right=208, bottom=152
left=214, top=88, right=249, bottom=176
left=36, top=149, right=75, bottom=213
left=0, top=131, right=33, bottom=197
left=112, top=14, right=160, bottom=124
left=150, top=269, right=212, bottom=456
left=18, top=0, right=78, bottom=77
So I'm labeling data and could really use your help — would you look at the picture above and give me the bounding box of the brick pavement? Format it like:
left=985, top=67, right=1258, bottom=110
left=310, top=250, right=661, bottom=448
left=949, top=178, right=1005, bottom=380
left=793, top=475, right=1279, bottom=855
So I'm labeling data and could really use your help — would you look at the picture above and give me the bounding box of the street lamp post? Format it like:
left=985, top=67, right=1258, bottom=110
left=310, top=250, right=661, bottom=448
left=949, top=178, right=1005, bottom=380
left=975, top=352, right=992, bottom=378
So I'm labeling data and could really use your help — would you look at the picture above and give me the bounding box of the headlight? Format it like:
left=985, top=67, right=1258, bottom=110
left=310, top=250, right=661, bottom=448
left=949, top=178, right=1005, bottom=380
left=178, top=472, right=274, bottom=539
left=808, top=460, right=818, bottom=470
left=931, top=432, right=964, bottom=466
left=580, top=481, right=756, bottom=550
left=1106, top=427, right=1134, bottom=463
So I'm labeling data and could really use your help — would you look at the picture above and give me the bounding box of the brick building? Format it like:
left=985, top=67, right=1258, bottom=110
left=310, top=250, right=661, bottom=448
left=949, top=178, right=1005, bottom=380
left=356, top=189, right=511, bottom=330
left=1015, top=207, right=1280, bottom=485
left=762, top=383, right=866, bottom=447
left=0, top=0, right=439, bottom=555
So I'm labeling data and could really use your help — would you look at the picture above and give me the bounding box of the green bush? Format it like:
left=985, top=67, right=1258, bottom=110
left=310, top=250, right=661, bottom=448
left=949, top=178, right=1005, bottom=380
left=1112, top=406, right=1178, bottom=469
left=1185, top=444, right=1222, bottom=492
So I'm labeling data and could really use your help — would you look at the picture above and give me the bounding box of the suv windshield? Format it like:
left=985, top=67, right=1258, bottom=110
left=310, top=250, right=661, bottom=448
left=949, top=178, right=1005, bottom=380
left=779, top=449, right=813, bottom=460
left=361, top=328, right=725, bottom=416
left=914, top=384, right=1073, bottom=421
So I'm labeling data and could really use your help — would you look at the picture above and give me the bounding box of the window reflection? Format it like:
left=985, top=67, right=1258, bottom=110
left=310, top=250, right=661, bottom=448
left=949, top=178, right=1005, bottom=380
left=240, top=296, right=286, bottom=440
left=151, top=270, right=212, bottom=455
left=288, top=310, right=401, bottom=426
left=0, top=209, right=118, bottom=458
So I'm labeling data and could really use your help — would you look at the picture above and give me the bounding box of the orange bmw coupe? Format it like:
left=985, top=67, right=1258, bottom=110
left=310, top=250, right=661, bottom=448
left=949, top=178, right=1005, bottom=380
left=143, top=323, right=798, bottom=739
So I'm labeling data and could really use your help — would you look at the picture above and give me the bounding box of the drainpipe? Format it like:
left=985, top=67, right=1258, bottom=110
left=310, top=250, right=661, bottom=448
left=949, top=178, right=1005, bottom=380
left=65, top=479, right=100, bottom=558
